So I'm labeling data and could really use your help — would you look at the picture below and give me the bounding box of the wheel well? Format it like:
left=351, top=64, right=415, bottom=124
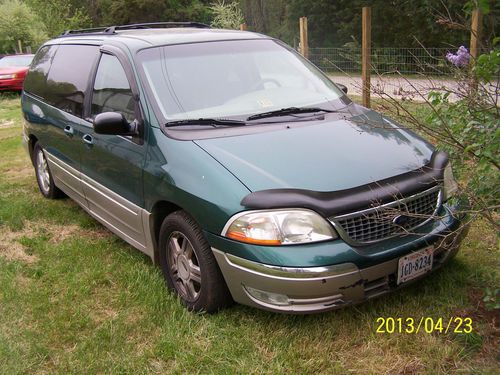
left=150, top=201, right=182, bottom=264
left=28, top=135, right=38, bottom=165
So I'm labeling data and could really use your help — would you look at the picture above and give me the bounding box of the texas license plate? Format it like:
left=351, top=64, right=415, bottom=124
left=397, top=247, right=434, bottom=284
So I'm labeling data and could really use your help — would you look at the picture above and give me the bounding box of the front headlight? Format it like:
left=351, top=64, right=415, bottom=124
left=222, top=209, right=338, bottom=246
left=443, top=162, right=459, bottom=201
left=0, top=74, right=15, bottom=80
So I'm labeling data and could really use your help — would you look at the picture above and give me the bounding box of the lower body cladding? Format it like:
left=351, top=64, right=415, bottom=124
left=212, top=225, right=469, bottom=313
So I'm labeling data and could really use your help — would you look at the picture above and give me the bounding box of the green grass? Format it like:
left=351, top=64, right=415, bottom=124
left=0, top=95, right=498, bottom=374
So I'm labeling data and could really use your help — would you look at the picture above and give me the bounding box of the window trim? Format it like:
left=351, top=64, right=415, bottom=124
left=86, top=45, right=144, bottom=145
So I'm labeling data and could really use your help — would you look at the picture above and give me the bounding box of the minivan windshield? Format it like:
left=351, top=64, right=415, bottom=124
left=0, top=55, right=34, bottom=68
left=138, top=39, right=344, bottom=121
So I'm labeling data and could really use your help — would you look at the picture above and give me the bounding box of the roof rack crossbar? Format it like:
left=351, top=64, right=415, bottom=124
left=107, top=22, right=211, bottom=33
left=61, top=21, right=211, bottom=37
left=61, top=26, right=114, bottom=36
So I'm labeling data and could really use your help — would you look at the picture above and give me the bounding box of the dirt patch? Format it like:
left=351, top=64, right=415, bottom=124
left=0, top=226, right=39, bottom=264
left=0, top=120, right=15, bottom=128
left=149, top=359, right=172, bottom=374
left=4, top=166, right=33, bottom=180
left=0, top=220, right=110, bottom=264
left=91, top=304, right=119, bottom=324
left=387, top=358, right=425, bottom=375
left=14, top=274, right=32, bottom=289
left=23, top=221, right=110, bottom=244
left=83, top=227, right=112, bottom=242
left=29, top=221, right=83, bottom=244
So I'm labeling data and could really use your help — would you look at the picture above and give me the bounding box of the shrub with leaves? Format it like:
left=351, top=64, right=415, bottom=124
left=210, top=0, right=244, bottom=30
left=424, top=41, right=499, bottom=226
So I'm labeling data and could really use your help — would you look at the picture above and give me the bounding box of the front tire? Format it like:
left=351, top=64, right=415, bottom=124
left=33, top=143, right=63, bottom=199
left=159, top=211, right=232, bottom=312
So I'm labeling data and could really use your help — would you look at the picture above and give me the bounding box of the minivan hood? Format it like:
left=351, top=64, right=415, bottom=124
left=195, top=112, right=434, bottom=193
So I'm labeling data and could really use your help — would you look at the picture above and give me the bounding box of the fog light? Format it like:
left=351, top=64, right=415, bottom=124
left=244, top=286, right=289, bottom=306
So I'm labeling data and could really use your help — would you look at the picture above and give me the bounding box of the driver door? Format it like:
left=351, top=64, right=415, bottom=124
left=80, top=49, right=148, bottom=251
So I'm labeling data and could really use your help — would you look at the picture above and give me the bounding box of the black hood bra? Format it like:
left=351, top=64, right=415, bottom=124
left=241, top=151, right=449, bottom=217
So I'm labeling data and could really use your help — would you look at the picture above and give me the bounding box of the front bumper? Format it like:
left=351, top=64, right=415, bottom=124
left=212, top=209, right=469, bottom=313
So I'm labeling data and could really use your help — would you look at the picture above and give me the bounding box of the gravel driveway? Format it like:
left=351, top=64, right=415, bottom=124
left=329, top=73, right=498, bottom=103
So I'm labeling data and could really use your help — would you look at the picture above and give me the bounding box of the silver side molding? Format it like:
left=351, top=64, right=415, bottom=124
left=46, top=151, right=155, bottom=262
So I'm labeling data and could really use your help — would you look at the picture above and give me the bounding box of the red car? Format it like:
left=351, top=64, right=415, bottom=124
left=0, top=54, right=34, bottom=91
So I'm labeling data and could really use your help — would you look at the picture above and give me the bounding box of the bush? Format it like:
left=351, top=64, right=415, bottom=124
left=0, top=0, right=47, bottom=53
left=426, top=43, right=499, bottom=225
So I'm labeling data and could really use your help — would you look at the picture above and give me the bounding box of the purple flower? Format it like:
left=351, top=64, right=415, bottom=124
left=446, top=46, right=470, bottom=67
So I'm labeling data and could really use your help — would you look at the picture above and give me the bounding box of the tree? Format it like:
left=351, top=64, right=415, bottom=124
left=240, top=0, right=292, bottom=40
left=24, top=0, right=92, bottom=37
left=0, top=0, right=47, bottom=53
left=239, top=0, right=497, bottom=48
left=92, top=0, right=212, bottom=26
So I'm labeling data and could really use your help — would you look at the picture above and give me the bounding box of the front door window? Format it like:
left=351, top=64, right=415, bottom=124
left=91, top=53, right=135, bottom=123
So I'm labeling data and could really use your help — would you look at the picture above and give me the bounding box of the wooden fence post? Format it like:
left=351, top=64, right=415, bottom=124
left=299, top=17, right=309, bottom=59
left=362, top=7, right=371, bottom=108
left=469, top=9, right=482, bottom=92
left=239, top=23, right=247, bottom=31
left=469, top=9, right=482, bottom=60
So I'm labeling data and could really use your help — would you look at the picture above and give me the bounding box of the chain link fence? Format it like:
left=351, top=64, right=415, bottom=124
left=309, top=47, right=454, bottom=77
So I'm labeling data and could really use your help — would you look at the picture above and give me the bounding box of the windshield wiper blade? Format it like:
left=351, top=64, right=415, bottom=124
left=165, top=118, right=247, bottom=127
left=246, top=107, right=335, bottom=121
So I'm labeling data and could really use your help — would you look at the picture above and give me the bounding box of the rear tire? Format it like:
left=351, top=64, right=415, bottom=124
left=33, top=143, right=63, bottom=199
left=159, top=210, right=232, bottom=313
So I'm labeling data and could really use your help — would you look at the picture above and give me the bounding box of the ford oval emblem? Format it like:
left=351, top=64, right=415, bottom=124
left=392, top=214, right=410, bottom=227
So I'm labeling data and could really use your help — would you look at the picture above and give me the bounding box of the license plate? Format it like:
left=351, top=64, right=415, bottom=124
left=397, top=247, right=434, bottom=284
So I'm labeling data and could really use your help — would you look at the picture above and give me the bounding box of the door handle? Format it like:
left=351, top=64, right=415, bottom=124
left=63, top=125, right=74, bottom=136
left=82, top=134, right=94, bottom=145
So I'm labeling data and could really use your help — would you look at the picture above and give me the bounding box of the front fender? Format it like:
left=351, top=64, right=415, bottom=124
left=143, top=127, right=250, bottom=234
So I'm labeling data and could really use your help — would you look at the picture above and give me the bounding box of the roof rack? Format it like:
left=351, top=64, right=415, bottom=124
left=61, top=26, right=111, bottom=36
left=60, top=22, right=211, bottom=37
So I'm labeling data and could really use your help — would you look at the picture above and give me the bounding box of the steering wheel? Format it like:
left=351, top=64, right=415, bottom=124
left=250, top=78, right=282, bottom=91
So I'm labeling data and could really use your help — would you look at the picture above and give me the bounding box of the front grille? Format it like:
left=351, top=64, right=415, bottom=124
left=331, top=186, right=441, bottom=245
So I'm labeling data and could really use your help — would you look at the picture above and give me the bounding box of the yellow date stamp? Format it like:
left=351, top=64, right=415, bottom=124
left=375, top=317, right=473, bottom=334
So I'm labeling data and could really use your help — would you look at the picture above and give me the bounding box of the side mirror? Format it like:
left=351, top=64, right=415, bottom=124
left=336, top=83, right=348, bottom=94
left=93, top=112, right=137, bottom=135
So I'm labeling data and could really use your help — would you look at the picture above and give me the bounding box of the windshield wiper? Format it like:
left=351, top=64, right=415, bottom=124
left=165, top=118, right=247, bottom=127
left=246, top=107, right=336, bottom=121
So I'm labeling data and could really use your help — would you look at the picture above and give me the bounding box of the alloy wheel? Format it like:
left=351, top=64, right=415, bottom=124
left=167, top=231, right=202, bottom=301
left=36, top=149, right=51, bottom=194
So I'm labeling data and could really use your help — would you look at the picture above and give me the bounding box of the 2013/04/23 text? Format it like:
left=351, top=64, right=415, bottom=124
left=375, top=317, right=473, bottom=334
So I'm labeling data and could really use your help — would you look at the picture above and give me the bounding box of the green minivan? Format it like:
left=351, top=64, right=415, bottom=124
left=21, top=23, right=468, bottom=313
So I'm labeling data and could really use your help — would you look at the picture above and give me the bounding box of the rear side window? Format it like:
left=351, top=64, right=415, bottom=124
left=45, top=44, right=100, bottom=117
left=91, top=54, right=135, bottom=123
left=24, top=45, right=58, bottom=99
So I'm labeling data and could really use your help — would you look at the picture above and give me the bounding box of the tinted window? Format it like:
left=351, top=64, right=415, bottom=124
left=45, top=45, right=99, bottom=117
left=24, top=46, right=58, bottom=99
left=91, top=54, right=135, bottom=123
